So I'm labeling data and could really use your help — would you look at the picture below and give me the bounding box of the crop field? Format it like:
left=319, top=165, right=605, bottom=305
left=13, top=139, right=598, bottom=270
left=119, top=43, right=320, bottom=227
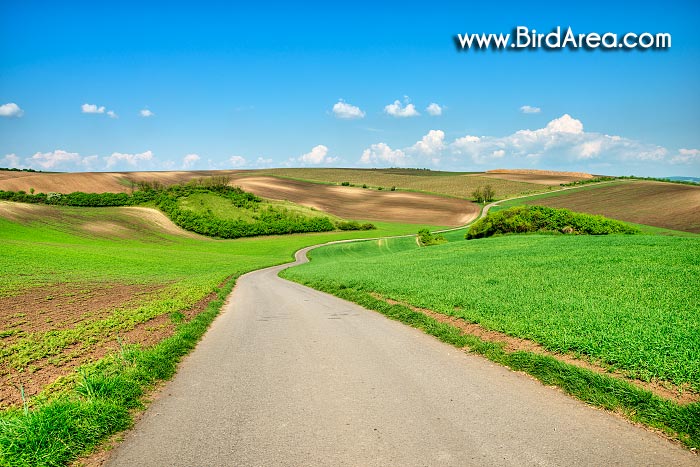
left=232, top=176, right=478, bottom=226
left=0, top=201, right=437, bottom=408
left=259, top=168, right=553, bottom=199
left=493, top=180, right=700, bottom=233
left=283, top=233, right=700, bottom=393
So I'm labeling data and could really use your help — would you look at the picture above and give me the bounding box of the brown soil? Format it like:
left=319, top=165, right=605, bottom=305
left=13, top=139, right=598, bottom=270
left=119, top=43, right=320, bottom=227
left=523, top=180, right=700, bottom=233
left=0, top=282, right=164, bottom=407
left=0, top=276, right=222, bottom=409
left=485, top=169, right=593, bottom=185
left=234, top=176, right=478, bottom=226
left=372, top=294, right=699, bottom=405
left=0, top=170, right=244, bottom=194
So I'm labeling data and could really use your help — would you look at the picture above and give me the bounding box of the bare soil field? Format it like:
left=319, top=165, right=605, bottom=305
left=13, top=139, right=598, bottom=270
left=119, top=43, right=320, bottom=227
left=484, top=169, right=594, bottom=185
left=0, top=170, right=243, bottom=194
left=522, top=180, right=700, bottom=233
left=260, top=167, right=550, bottom=198
left=235, top=176, right=478, bottom=226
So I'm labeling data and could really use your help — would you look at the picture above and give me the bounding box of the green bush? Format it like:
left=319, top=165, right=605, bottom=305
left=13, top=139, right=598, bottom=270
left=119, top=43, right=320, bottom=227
left=418, top=229, right=447, bottom=246
left=466, top=205, right=640, bottom=239
left=335, top=221, right=377, bottom=231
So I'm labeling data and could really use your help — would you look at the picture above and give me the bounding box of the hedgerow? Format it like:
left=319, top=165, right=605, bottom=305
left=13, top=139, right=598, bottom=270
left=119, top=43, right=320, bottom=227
left=466, top=205, right=639, bottom=239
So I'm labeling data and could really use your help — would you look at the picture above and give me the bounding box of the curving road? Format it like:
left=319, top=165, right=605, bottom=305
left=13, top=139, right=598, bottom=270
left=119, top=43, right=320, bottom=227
left=106, top=245, right=696, bottom=466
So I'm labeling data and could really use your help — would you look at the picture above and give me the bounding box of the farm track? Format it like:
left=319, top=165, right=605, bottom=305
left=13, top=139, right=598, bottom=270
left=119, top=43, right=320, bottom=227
left=106, top=244, right=697, bottom=466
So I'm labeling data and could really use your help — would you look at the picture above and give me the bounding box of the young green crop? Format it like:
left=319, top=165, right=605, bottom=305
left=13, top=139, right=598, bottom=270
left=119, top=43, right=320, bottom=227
left=284, top=234, right=700, bottom=391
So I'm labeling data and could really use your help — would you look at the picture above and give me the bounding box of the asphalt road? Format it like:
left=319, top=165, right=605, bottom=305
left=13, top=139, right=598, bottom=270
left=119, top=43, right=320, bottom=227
left=107, top=246, right=697, bottom=466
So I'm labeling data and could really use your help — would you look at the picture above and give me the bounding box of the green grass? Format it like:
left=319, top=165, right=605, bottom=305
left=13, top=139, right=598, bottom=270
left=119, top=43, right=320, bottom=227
left=285, top=234, right=700, bottom=390
left=0, top=203, right=436, bottom=466
left=283, top=233, right=700, bottom=448
left=177, top=192, right=339, bottom=223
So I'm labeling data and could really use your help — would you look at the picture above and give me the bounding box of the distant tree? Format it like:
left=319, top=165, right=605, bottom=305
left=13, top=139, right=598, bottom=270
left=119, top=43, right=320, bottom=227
left=482, top=185, right=495, bottom=202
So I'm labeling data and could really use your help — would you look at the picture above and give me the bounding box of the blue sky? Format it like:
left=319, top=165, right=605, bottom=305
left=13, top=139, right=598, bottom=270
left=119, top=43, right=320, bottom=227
left=1, top=1, right=698, bottom=176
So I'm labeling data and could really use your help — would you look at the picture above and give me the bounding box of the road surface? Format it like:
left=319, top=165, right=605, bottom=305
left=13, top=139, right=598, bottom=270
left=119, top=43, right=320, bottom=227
left=107, top=246, right=697, bottom=466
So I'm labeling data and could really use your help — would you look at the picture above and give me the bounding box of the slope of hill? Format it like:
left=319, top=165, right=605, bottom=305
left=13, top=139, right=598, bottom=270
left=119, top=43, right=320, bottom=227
left=495, top=180, right=700, bottom=233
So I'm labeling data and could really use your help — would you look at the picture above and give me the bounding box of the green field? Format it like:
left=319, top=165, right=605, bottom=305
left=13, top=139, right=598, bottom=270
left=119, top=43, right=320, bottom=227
left=283, top=234, right=700, bottom=390
left=0, top=204, right=436, bottom=398
left=0, top=203, right=444, bottom=465
left=177, top=192, right=340, bottom=223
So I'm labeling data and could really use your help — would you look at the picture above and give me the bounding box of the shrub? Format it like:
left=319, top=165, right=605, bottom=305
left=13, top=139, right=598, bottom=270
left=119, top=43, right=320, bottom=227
left=336, top=221, right=377, bottom=231
left=341, top=181, right=351, bottom=186
left=418, top=229, right=447, bottom=246
left=466, top=205, right=640, bottom=239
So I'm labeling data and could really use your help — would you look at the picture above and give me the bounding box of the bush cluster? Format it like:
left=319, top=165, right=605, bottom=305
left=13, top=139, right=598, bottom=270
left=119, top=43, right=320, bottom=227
left=335, top=221, right=376, bottom=231
left=417, top=228, right=447, bottom=246
left=466, top=205, right=639, bottom=239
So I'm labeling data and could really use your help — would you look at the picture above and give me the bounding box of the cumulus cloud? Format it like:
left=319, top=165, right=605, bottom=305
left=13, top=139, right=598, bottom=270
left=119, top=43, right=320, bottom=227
left=520, top=105, right=541, bottom=114
left=426, top=103, right=442, bottom=116
left=104, top=150, right=153, bottom=168
left=182, top=153, right=200, bottom=169
left=671, top=148, right=700, bottom=164
left=254, top=157, right=274, bottom=168
left=360, top=143, right=408, bottom=166
left=27, top=150, right=98, bottom=170
left=229, top=155, right=247, bottom=167
left=359, top=114, right=690, bottom=173
left=81, top=103, right=105, bottom=114
left=298, top=145, right=337, bottom=165
left=332, top=100, right=365, bottom=119
left=1, top=154, right=22, bottom=168
left=140, top=109, right=154, bottom=117
left=0, top=103, right=23, bottom=118
left=384, top=99, right=420, bottom=118
left=107, top=110, right=118, bottom=119
left=410, top=130, right=445, bottom=156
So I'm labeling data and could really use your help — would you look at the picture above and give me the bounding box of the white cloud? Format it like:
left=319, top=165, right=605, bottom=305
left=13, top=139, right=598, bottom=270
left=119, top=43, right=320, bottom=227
left=426, top=103, right=442, bottom=116
left=140, top=109, right=154, bottom=117
left=0, top=103, right=23, bottom=118
left=384, top=99, right=420, bottom=118
left=104, top=150, right=153, bottom=169
left=254, top=157, right=274, bottom=168
left=520, top=105, right=541, bottom=114
left=671, top=148, right=700, bottom=164
left=332, top=100, right=365, bottom=119
left=81, top=103, right=105, bottom=114
left=107, top=110, right=118, bottom=119
left=182, top=153, right=200, bottom=169
left=410, top=130, right=445, bottom=156
left=360, top=143, right=408, bottom=166
left=28, top=150, right=92, bottom=170
left=229, top=155, right=247, bottom=167
left=299, top=144, right=337, bottom=165
left=1, top=154, right=22, bottom=168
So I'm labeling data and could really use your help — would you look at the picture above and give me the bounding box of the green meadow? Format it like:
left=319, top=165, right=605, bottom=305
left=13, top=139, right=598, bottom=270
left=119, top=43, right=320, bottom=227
left=0, top=203, right=440, bottom=466
left=283, top=233, right=700, bottom=390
